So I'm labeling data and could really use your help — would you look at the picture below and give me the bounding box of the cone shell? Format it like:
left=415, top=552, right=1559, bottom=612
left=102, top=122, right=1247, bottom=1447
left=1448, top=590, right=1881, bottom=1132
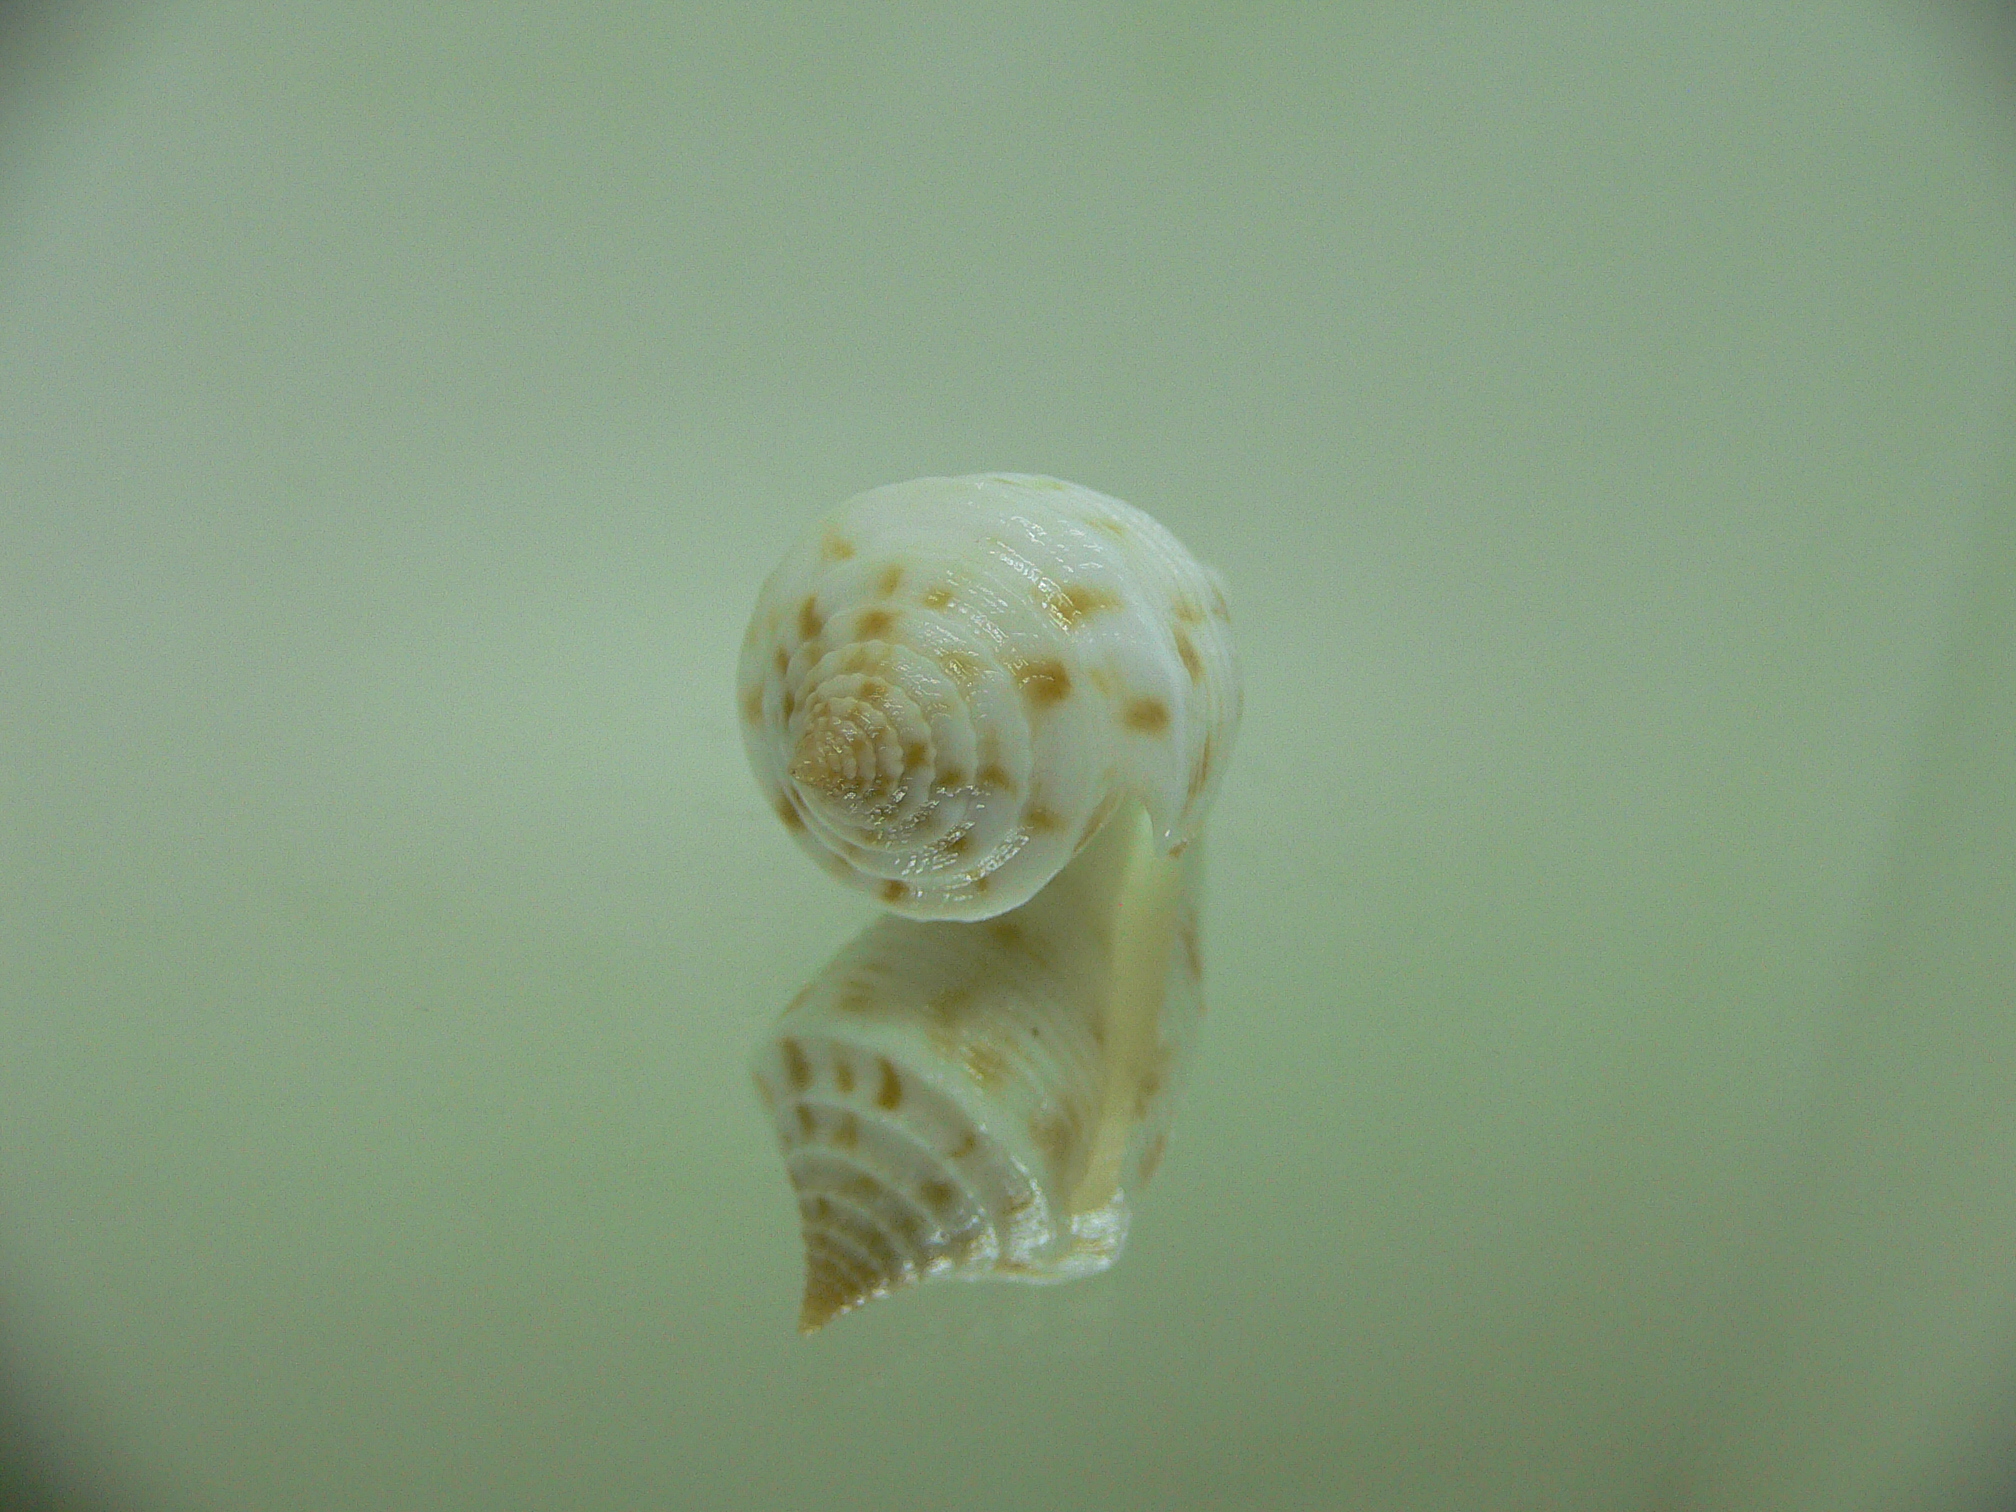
left=752, top=804, right=1207, bottom=1332
left=737, top=474, right=1240, bottom=920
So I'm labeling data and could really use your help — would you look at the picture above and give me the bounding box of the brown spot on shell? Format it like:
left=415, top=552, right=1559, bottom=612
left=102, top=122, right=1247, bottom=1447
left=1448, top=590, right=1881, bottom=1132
left=1173, top=596, right=1205, bottom=625
left=821, top=535, right=855, bottom=561
left=1025, top=805, right=1064, bottom=834
left=875, top=563, right=904, bottom=597
left=875, top=1057, right=904, bottom=1110
left=775, top=793, right=804, bottom=830
left=901, top=739, right=929, bottom=771
left=1090, top=515, right=1127, bottom=539
left=1180, top=917, right=1203, bottom=979
left=1011, top=657, right=1072, bottom=708
left=934, top=765, right=967, bottom=791
left=988, top=920, right=1024, bottom=951
left=948, top=1130, right=978, bottom=1159
left=1124, top=697, right=1171, bottom=734
left=939, top=830, right=971, bottom=859
left=880, top=879, right=908, bottom=904
left=928, top=987, right=972, bottom=1019
left=781, top=1038, right=811, bottom=1091
left=920, top=1178, right=958, bottom=1212
left=1174, top=626, right=1203, bottom=682
left=856, top=607, right=896, bottom=639
left=969, top=873, right=990, bottom=895
left=797, top=595, right=823, bottom=641
left=774, top=646, right=789, bottom=675
left=1211, top=584, right=1230, bottom=619
left=920, top=586, right=955, bottom=611
left=741, top=686, right=763, bottom=724
left=1031, top=1110, right=1077, bottom=1168
left=975, top=762, right=1015, bottom=793
left=796, top=1104, right=816, bottom=1140
left=781, top=688, right=796, bottom=721
left=834, top=1059, right=855, bottom=1094
left=1044, top=583, right=1121, bottom=629
left=833, top=1112, right=859, bottom=1149
left=836, top=982, right=876, bottom=1014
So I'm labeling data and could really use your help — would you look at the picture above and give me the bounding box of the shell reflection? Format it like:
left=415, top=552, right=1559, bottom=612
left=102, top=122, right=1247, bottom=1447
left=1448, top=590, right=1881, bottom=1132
left=753, top=803, right=1206, bottom=1331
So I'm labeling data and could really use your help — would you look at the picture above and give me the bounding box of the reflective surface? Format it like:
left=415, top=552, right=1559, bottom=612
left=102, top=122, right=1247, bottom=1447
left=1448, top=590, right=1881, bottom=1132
left=3, top=5, right=2015, bottom=1509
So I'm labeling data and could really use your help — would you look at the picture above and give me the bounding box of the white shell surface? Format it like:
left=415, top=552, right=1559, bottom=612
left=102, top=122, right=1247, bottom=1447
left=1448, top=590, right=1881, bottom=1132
left=751, top=802, right=1207, bottom=1332
left=738, top=474, right=1240, bottom=920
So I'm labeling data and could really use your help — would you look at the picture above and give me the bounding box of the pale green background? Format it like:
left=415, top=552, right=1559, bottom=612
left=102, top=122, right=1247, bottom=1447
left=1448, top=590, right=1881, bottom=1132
left=3, top=3, right=2015, bottom=1510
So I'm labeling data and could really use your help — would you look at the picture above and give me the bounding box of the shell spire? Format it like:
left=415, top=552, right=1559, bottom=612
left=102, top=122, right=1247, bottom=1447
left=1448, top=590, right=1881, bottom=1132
left=737, top=473, right=1240, bottom=921
left=741, top=476, right=1238, bottom=1330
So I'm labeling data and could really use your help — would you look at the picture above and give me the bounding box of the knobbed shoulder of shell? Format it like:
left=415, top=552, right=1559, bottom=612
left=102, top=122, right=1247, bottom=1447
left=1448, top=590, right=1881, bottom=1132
left=739, top=474, right=1240, bottom=1332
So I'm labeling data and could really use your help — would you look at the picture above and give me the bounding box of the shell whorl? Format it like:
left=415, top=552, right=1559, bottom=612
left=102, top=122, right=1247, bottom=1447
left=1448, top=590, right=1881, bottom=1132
left=738, top=473, right=1240, bottom=921
left=751, top=803, right=1206, bottom=1332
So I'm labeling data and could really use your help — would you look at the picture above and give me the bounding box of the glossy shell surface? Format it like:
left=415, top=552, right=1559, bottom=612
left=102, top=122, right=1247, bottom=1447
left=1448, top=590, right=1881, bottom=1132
left=737, top=473, right=1239, bottom=921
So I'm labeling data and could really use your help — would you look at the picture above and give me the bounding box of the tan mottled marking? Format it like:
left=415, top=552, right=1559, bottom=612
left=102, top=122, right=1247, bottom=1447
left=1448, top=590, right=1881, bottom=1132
left=901, top=738, right=928, bottom=771
left=857, top=607, right=896, bottom=639
left=988, top=920, right=1023, bottom=951
left=1180, top=917, right=1203, bottom=979
left=796, top=1104, right=816, bottom=1139
left=1032, top=1111, right=1076, bottom=1167
left=1025, top=804, right=1063, bottom=833
left=1044, top=583, right=1121, bottom=629
left=880, top=878, right=908, bottom=904
left=797, top=595, right=822, bottom=640
left=741, top=686, right=763, bottom=724
left=1174, top=626, right=1203, bottom=682
left=927, top=986, right=972, bottom=1018
left=875, top=1057, right=904, bottom=1110
left=833, top=1112, right=859, bottom=1149
left=1124, top=697, right=1171, bottom=734
left=836, top=983, right=876, bottom=1014
left=1090, top=515, right=1127, bottom=539
left=939, top=830, right=970, bottom=859
left=821, top=534, right=855, bottom=561
left=934, top=765, right=967, bottom=791
left=781, top=1038, right=811, bottom=1091
left=975, top=761, right=1015, bottom=793
left=752, top=1072, right=775, bottom=1111
left=875, top=563, right=904, bottom=597
left=781, top=688, right=796, bottom=721
left=834, top=1059, right=855, bottom=1094
left=970, top=873, right=990, bottom=895
left=1173, top=596, right=1205, bottom=625
left=774, top=646, right=789, bottom=675
left=1011, top=656, right=1072, bottom=708
left=1211, top=584, right=1229, bottom=619
left=920, top=586, right=954, bottom=611
left=920, top=1178, right=957, bottom=1212
left=775, top=793, right=804, bottom=830
left=948, top=1130, right=978, bottom=1159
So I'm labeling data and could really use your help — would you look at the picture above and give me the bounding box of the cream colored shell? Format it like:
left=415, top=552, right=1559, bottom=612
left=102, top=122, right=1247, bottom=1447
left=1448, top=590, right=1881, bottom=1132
left=752, top=802, right=1207, bottom=1332
left=741, top=475, right=1239, bottom=1332
left=737, top=473, right=1239, bottom=921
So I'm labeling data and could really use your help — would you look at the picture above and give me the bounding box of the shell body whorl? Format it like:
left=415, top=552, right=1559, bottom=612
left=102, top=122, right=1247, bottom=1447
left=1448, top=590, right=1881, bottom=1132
left=738, top=474, right=1240, bottom=921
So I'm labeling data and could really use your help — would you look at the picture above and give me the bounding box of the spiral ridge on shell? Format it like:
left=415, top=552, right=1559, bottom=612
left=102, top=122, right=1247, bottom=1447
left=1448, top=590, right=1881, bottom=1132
left=738, top=473, right=1240, bottom=920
